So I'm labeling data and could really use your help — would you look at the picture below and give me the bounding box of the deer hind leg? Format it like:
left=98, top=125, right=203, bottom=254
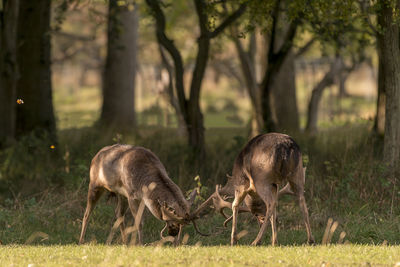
left=291, top=182, right=315, bottom=245
left=127, top=198, right=144, bottom=245
left=251, top=184, right=278, bottom=246
left=79, top=185, right=105, bottom=244
left=231, top=187, right=247, bottom=246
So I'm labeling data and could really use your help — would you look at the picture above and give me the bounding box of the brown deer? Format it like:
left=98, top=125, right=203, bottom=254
left=79, top=144, right=208, bottom=245
left=211, top=133, right=315, bottom=246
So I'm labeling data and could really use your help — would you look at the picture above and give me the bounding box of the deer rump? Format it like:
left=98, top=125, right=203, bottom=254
left=213, top=133, right=315, bottom=245
left=79, top=144, right=207, bottom=245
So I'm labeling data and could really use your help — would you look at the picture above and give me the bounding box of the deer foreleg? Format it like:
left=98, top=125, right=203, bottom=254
left=79, top=186, right=104, bottom=244
left=128, top=198, right=144, bottom=245
left=231, top=188, right=247, bottom=246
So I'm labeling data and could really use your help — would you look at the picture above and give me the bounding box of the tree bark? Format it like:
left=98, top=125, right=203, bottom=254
left=305, top=59, right=339, bottom=133
left=232, top=31, right=263, bottom=137
left=187, top=35, right=208, bottom=153
left=16, top=0, right=56, bottom=139
left=100, top=0, right=138, bottom=130
left=260, top=0, right=298, bottom=132
left=271, top=51, right=299, bottom=132
left=378, top=0, right=400, bottom=172
left=0, top=0, right=19, bottom=147
left=374, top=36, right=386, bottom=135
left=158, top=45, right=186, bottom=135
left=269, top=3, right=300, bottom=133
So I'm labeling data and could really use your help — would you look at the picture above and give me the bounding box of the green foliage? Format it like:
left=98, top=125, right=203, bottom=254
left=0, top=131, right=64, bottom=196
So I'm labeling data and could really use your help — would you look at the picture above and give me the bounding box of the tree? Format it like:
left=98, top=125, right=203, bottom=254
left=146, top=0, right=246, bottom=153
left=222, top=0, right=303, bottom=135
left=374, top=56, right=386, bottom=135
left=100, top=0, right=138, bottom=129
left=258, top=1, right=298, bottom=132
left=230, top=0, right=303, bottom=133
left=377, top=0, right=400, bottom=172
left=230, top=31, right=263, bottom=137
left=305, top=56, right=341, bottom=133
left=271, top=50, right=299, bottom=133
left=15, top=0, right=56, bottom=140
left=0, top=0, right=19, bottom=147
left=158, top=45, right=186, bottom=135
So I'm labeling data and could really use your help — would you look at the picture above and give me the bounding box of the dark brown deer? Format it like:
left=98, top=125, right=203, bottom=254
left=79, top=144, right=207, bottom=245
left=211, top=133, right=315, bottom=246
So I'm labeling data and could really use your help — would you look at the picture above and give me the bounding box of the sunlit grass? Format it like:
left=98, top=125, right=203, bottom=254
left=1, top=245, right=399, bottom=266
left=53, top=73, right=376, bottom=131
left=53, top=86, right=101, bottom=129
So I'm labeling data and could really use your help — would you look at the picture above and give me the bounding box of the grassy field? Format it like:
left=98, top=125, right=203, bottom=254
left=1, top=245, right=400, bottom=266
left=2, top=75, right=399, bottom=265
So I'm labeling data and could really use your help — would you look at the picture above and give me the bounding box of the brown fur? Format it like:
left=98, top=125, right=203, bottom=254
left=79, top=145, right=193, bottom=244
left=216, top=133, right=315, bottom=246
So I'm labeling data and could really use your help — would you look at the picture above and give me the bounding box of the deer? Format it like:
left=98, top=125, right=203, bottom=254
left=79, top=144, right=209, bottom=245
left=208, top=133, right=315, bottom=246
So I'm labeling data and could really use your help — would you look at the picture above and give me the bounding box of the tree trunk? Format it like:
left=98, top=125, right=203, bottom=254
left=146, top=0, right=245, bottom=155
left=100, top=0, right=138, bottom=130
left=232, top=32, right=263, bottom=137
left=260, top=1, right=298, bottom=133
left=374, top=40, right=386, bottom=135
left=16, top=0, right=56, bottom=139
left=271, top=51, right=299, bottom=132
left=305, top=63, right=337, bottom=133
left=378, top=0, right=400, bottom=172
left=158, top=46, right=186, bottom=136
left=0, top=0, right=19, bottom=147
left=186, top=23, right=210, bottom=154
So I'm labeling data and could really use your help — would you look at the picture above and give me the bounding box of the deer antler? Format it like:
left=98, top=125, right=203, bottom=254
left=187, top=189, right=198, bottom=206
left=191, top=219, right=210, bottom=236
left=222, top=206, right=251, bottom=227
left=190, top=192, right=216, bottom=219
left=213, top=185, right=234, bottom=218
left=160, top=222, right=168, bottom=239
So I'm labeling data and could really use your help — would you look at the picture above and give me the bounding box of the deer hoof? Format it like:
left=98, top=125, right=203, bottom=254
left=308, top=239, right=316, bottom=246
left=250, top=240, right=259, bottom=246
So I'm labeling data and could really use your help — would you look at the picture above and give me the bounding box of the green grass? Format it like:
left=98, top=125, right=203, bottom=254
left=1, top=245, right=399, bottom=266
left=1, top=123, right=399, bottom=247
left=2, top=87, right=399, bottom=263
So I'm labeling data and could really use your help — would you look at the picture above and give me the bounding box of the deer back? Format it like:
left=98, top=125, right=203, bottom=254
left=231, top=133, right=302, bottom=190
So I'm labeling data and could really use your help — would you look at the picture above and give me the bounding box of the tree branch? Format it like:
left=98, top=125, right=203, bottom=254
left=146, top=0, right=187, bottom=116
left=295, top=37, right=316, bottom=58
left=208, top=3, right=247, bottom=39
left=273, top=19, right=298, bottom=63
left=267, top=0, right=281, bottom=62
left=358, top=0, right=378, bottom=35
